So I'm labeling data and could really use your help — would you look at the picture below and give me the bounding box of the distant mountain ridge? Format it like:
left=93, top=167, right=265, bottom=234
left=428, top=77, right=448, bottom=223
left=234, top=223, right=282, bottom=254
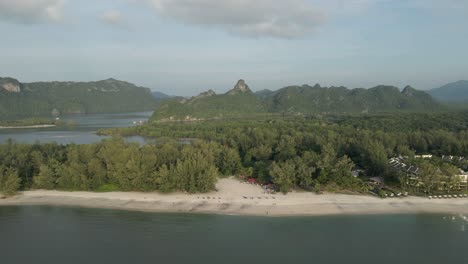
left=265, top=84, right=438, bottom=114
left=254, top=89, right=277, bottom=99
left=151, top=91, right=172, bottom=99
left=428, top=80, right=468, bottom=102
left=151, top=80, right=441, bottom=121
left=152, top=80, right=267, bottom=120
left=0, top=77, right=159, bottom=119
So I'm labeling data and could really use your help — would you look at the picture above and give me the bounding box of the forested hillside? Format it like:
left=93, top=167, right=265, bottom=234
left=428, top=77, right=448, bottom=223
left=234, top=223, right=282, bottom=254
left=266, top=85, right=439, bottom=113
left=152, top=80, right=441, bottom=120
left=152, top=80, right=267, bottom=120
left=0, top=77, right=159, bottom=119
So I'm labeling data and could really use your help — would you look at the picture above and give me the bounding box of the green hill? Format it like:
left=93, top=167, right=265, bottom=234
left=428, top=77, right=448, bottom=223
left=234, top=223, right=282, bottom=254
left=265, top=84, right=439, bottom=114
left=152, top=80, right=441, bottom=120
left=428, top=80, right=468, bottom=102
left=152, top=80, right=267, bottom=120
left=0, top=77, right=159, bottom=119
left=254, top=89, right=277, bottom=99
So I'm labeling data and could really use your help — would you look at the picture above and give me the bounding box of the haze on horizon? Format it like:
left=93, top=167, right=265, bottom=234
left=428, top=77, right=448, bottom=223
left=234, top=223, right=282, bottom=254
left=0, top=0, right=467, bottom=96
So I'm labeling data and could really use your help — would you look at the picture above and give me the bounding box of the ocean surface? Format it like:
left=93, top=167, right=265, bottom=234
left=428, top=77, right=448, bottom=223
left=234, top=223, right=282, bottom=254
left=0, top=206, right=467, bottom=264
left=0, top=111, right=153, bottom=144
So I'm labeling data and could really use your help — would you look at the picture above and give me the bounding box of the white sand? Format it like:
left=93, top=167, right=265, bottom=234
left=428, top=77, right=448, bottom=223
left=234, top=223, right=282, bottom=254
left=1, top=178, right=468, bottom=216
left=0, top=125, right=56, bottom=129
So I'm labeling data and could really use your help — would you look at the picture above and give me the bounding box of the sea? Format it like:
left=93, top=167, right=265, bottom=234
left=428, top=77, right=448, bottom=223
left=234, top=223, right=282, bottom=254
left=0, top=206, right=467, bottom=264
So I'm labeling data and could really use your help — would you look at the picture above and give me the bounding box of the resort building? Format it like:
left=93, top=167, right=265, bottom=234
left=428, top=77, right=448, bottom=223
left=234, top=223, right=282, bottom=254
left=458, top=170, right=468, bottom=189
left=414, top=154, right=433, bottom=159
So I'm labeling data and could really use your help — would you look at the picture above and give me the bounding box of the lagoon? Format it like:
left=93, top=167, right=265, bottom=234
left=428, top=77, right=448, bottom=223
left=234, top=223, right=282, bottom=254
left=0, top=112, right=152, bottom=144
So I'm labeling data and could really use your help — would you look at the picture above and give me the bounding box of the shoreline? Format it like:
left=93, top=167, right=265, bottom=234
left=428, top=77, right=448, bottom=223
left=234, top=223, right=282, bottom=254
left=1, top=178, right=468, bottom=217
left=0, top=124, right=56, bottom=129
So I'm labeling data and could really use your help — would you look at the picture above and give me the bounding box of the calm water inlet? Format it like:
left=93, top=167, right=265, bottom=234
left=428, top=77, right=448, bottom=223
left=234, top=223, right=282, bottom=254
left=0, top=111, right=153, bottom=144
left=0, top=206, right=467, bottom=264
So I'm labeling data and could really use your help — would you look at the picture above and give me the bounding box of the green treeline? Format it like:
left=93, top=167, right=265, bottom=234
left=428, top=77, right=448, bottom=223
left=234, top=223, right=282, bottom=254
left=334, top=112, right=468, bottom=132
left=0, top=139, right=235, bottom=195
left=0, top=118, right=61, bottom=127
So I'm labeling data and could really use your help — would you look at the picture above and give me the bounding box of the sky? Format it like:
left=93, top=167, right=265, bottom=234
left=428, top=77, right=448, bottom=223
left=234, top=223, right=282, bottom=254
left=0, top=0, right=467, bottom=96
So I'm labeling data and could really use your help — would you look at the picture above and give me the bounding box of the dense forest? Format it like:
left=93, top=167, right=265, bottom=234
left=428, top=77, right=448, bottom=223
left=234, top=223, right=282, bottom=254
left=0, top=77, right=159, bottom=119
left=0, top=139, right=224, bottom=195
left=2, top=111, right=466, bottom=196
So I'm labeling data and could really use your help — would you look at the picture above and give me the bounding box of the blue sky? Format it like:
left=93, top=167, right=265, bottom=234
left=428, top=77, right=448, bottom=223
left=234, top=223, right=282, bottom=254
left=0, top=0, right=467, bottom=96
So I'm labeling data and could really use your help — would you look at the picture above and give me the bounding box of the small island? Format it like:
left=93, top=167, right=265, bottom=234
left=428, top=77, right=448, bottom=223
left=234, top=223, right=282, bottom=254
left=0, top=118, right=61, bottom=129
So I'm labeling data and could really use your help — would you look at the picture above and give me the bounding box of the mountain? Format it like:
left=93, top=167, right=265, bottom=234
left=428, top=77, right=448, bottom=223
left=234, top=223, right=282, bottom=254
left=428, top=80, right=468, bottom=102
left=151, top=91, right=171, bottom=99
left=152, top=80, right=267, bottom=120
left=254, top=89, right=277, bottom=99
left=265, top=84, right=439, bottom=113
left=226, top=79, right=252, bottom=95
left=0, top=77, right=159, bottom=119
left=0, top=77, right=21, bottom=93
left=151, top=80, right=441, bottom=120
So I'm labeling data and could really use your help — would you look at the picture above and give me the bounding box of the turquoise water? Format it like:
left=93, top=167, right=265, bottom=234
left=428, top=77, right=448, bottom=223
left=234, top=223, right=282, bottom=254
left=0, top=112, right=153, bottom=144
left=0, top=206, right=467, bottom=264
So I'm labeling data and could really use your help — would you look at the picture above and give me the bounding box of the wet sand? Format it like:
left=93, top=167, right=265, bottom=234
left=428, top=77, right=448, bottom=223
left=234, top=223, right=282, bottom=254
left=1, top=178, right=467, bottom=216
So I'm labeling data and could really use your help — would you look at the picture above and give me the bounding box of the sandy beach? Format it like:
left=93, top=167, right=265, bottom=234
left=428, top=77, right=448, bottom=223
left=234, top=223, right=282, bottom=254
left=1, top=178, right=468, bottom=216
left=0, top=124, right=56, bottom=129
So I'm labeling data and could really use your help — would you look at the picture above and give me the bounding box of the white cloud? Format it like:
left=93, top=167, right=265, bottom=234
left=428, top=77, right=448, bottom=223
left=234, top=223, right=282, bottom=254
left=318, top=0, right=468, bottom=15
left=102, top=10, right=123, bottom=26
left=149, top=0, right=325, bottom=38
left=0, top=0, right=65, bottom=24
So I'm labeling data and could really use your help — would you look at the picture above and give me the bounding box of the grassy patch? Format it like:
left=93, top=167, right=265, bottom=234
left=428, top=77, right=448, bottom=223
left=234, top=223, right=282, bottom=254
left=96, top=184, right=120, bottom=192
